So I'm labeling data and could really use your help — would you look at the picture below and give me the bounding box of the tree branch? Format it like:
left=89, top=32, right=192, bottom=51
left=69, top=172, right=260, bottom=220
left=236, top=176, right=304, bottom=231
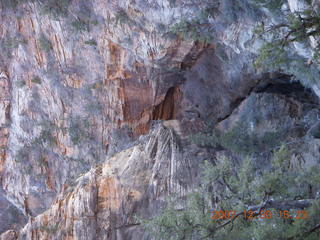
left=287, top=223, right=320, bottom=240
left=114, top=223, right=141, bottom=229
left=252, top=199, right=312, bottom=210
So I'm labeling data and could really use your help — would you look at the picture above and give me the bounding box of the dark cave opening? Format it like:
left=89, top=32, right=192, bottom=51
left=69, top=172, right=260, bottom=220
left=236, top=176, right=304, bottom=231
left=152, top=87, right=180, bottom=120
left=254, top=75, right=319, bottom=105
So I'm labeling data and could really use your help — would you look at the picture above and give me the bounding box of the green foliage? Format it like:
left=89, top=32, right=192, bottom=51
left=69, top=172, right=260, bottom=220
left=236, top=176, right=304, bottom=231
left=40, top=0, right=71, bottom=19
left=168, top=0, right=176, bottom=8
left=189, top=131, right=219, bottom=148
left=91, top=19, right=99, bottom=26
left=168, top=1, right=219, bottom=43
left=142, top=148, right=320, bottom=239
left=38, top=34, right=53, bottom=53
left=271, top=145, right=290, bottom=171
left=34, top=129, right=56, bottom=146
left=15, top=121, right=58, bottom=165
left=170, top=19, right=213, bottom=43
left=254, top=1, right=320, bottom=86
left=31, top=121, right=58, bottom=147
left=31, top=76, right=42, bottom=84
left=190, top=122, right=283, bottom=155
left=71, top=17, right=98, bottom=33
left=71, top=19, right=90, bottom=32
left=252, top=0, right=286, bottom=11
left=1, top=0, right=20, bottom=9
left=114, top=9, right=130, bottom=26
left=68, top=117, right=91, bottom=145
left=0, top=0, right=34, bottom=10
left=141, top=193, right=216, bottom=240
left=40, top=223, right=59, bottom=234
left=256, top=146, right=292, bottom=198
left=84, top=102, right=102, bottom=114
left=84, top=39, right=97, bottom=46
left=1, top=35, right=27, bottom=58
left=254, top=41, right=288, bottom=70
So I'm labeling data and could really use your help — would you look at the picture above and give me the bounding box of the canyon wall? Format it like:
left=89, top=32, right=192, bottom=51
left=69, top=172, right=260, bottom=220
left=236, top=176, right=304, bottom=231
left=0, top=0, right=319, bottom=239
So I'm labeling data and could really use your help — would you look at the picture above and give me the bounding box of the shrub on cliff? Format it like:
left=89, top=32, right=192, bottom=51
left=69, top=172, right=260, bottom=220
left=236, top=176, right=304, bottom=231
left=71, top=19, right=89, bottom=32
left=168, top=0, right=219, bottom=43
left=141, top=147, right=320, bottom=239
left=0, top=34, right=27, bottom=58
left=113, top=8, right=133, bottom=27
left=1, top=0, right=71, bottom=18
left=0, top=0, right=33, bottom=9
left=253, top=0, right=320, bottom=87
left=40, top=0, right=71, bottom=18
left=68, top=117, right=92, bottom=145
left=38, top=34, right=53, bottom=53
left=252, top=0, right=286, bottom=11
left=170, top=18, right=214, bottom=44
left=190, top=122, right=283, bottom=155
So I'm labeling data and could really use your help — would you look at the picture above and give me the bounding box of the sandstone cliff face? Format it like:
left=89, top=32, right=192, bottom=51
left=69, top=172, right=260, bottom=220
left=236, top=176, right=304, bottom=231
left=0, top=0, right=319, bottom=239
left=0, top=0, right=259, bottom=219
left=6, top=125, right=193, bottom=240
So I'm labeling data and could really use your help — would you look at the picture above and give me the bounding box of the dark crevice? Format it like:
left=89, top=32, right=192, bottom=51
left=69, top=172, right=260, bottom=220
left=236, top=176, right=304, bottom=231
left=217, top=74, right=319, bottom=124
left=254, top=80, right=319, bottom=105
left=152, top=86, right=180, bottom=120
left=216, top=83, right=258, bottom=123
left=180, top=42, right=209, bottom=70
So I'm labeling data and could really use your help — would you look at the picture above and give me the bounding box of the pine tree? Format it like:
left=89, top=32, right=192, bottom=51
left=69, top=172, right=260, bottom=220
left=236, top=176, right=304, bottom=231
left=140, top=146, right=320, bottom=240
left=254, top=0, right=320, bottom=86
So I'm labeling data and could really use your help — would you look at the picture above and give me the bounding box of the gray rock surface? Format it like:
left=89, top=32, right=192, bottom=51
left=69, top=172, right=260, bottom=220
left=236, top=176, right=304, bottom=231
left=0, top=0, right=319, bottom=239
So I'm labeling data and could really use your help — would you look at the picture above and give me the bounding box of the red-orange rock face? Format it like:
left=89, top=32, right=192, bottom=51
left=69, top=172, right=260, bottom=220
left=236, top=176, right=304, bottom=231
left=0, top=1, right=203, bottom=215
left=2, top=0, right=319, bottom=239
left=0, top=0, right=261, bottom=234
left=0, top=0, right=264, bottom=236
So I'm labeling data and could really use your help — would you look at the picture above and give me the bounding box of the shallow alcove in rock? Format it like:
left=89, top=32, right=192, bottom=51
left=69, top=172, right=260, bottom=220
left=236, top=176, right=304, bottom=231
left=152, top=86, right=181, bottom=120
left=215, top=73, right=320, bottom=159
left=254, top=74, right=320, bottom=105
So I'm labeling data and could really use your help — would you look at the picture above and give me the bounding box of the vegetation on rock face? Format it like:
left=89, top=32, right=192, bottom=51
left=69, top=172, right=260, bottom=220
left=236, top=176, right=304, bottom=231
left=38, top=34, right=53, bottom=53
left=253, top=0, right=320, bottom=87
left=168, top=1, right=219, bottom=43
left=2, top=0, right=320, bottom=238
left=168, top=0, right=320, bottom=87
left=0, top=34, right=27, bottom=58
left=0, top=0, right=33, bottom=9
left=0, top=0, right=71, bottom=17
left=39, top=223, right=59, bottom=234
left=142, top=147, right=320, bottom=239
left=40, top=0, right=71, bottom=18
left=190, top=122, right=283, bottom=156
left=252, top=0, right=286, bottom=11
left=113, top=8, right=131, bottom=27
left=169, top=18, right=214, bottom=44
left=31, top=76, right=42, bottom=84
left=84, top=39, right=97, bottom=46
left=68, top=117, right=91, bottom=145
left=71, top=19, right=90, bottom=32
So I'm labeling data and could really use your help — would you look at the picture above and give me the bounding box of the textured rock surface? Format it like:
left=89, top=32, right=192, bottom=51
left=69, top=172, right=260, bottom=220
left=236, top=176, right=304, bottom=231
left=0, top=0, right=261, bottom=218
left=7, top=125, right=199, bottom=240
left=0, top=189, right=26, bottom=234
left=0, top=0, right=319, bottom=239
